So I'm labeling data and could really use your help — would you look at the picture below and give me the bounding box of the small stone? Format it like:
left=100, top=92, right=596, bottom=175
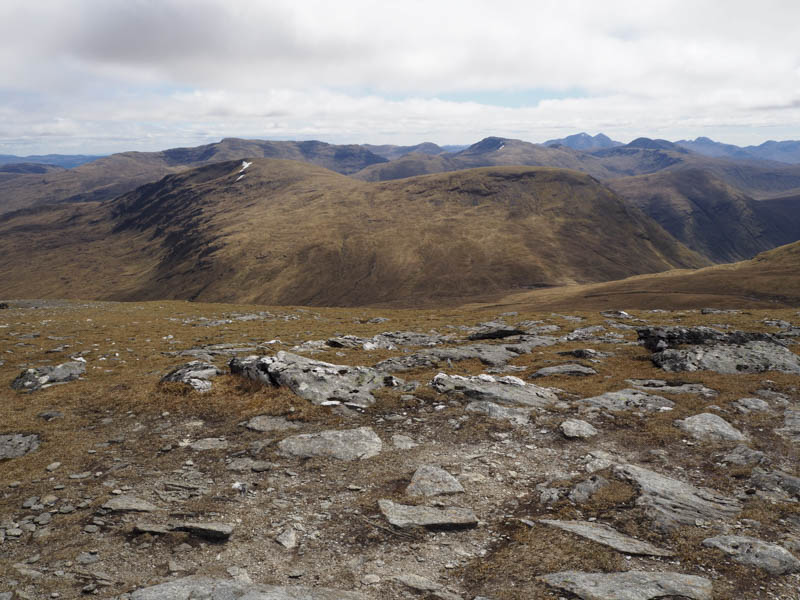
left=46, top=462, right=61, bottom=472
left=362, top=574, right=380, bottom=585
left=170, top=521, right=233, bottom=541
left=102, top=495, right=160, bottom=513
left=276, top=528, right=297, bottom=549
left=189, top=438, right=229, bottom=451
left=391, top=434, right=418, bottom=449
left=378, top=499, right=477, bottom=529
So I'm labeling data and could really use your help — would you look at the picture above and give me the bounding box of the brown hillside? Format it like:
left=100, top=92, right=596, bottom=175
left=0, top=138, right=387, bottom=215
left=0, top=160, right=707, bottom=306
left=490, top=239, right=800, bottom=311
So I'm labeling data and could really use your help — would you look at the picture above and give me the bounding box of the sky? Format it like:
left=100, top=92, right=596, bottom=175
left=2, top=0, right=800, bottom=155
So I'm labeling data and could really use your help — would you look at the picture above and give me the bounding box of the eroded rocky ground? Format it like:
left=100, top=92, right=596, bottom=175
left=0, top=300, right=799, bottom=599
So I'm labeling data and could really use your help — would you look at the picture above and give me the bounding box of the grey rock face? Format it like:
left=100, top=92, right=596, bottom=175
left=581, top=389, right=674, bottom=412
left=130, top=576, right=367, bottom=599
left=560, top=419, right=598, bottom=439
left=559, top=348, right=610, bottom=360
left=377, top=499, right=477, bottom=529
left=530, top=363, right=597, bottom=378
left=230, top=352, right=402, bottom=408
left=160, top=361, right=222, bottom=392
left=432, top=373, right=558, bottom=408
left=675, top=413, right=746, bottom=442
left=278, top=427, right=382, bottom=461
left=11, top=360, right=85, bottom=391
left=327, top=331, right=450, bottom=350
left=750, top=469, right=800, bottom=498
left=0, top=433, right=40, bottom=460
left=406, top=465, right=464, bottom=497
left=539, top=570, right=712, bottom=600
left=539, top=520, right=674, bottom=556
left=615, top=463, right=741, bottom=530
left=465, top=401, right=531, bottom=425
left=375, top=338, right=556, bottom=372
left=653, top=341, right=800, bottom=375
left=703, top=535, right=800, bottom=574
left=102, top=495, right=160, bottom=513
left=626, top=378, right=717, bottom=397
left=776, top=409, right=800, bottom=442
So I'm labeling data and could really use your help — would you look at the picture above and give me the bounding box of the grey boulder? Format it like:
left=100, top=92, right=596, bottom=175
left=406, top=465, right=464, bottom=497
left=378, top=499, right=477, bottom=529
left=652, top=341, right=800, bottom=375
left=560, top=419, right=598, bottom=439
left=703, top=535, right=800, bottom=574
left=432, top=373, right=558, bottom=408
left=675, top=413, right=746, bottom=442
left=230, top=352, right=402, bottom=408
left=278, top=427, right=382, bottom=461
left=11, top=361, right=85, bottom=391
left=0, top=433, right=40, bottom=460
left=614, top=463, right=740, bottom=530
left=465, top=401, right=532, bottom=425
left=539, top=570, right=712, bottom=600
left=161, top=361, right=223, bottom=392
left=130, top=576, right=367, bottom=599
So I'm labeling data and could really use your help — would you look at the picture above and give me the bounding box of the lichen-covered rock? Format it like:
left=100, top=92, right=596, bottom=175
left=637, top=326, right=773, bottom=351
left=560, top=419, right=598, bottom=439
left=539, top=570, right=712, bottom=600
left=278, top=427, right=382, bottom=461
left=703, top=535, right=800, bottom=574
left=130, top=576, right=367, bottom=599
left=0, top=433, right=40, bottom=460
left=432, top=372, right=558, bottom=408
left=615, top=463, right=740, bottom=530
left=230, top=352, right=402, bottom=408
left=161, top=361, right=222, bottom=392
left=377, top=500, right=477, bottom=529
left=653, top=341, right=800, bottom=375
left=675, top=413, right=746, bottom=442
left=11, top=361, right=85, bottom=391
left=406, top=465, right=464, bottom=497
left=530, top=363, right=597, bottom=378
left=581, top=389, right=674, bottom=412
left=539, top=520, right=674, bottom=556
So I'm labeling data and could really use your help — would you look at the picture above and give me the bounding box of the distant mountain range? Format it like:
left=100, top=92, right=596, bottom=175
left=543, top=132, right=622, bottom=151
left=676, top=137, right=800, bottom=164
left=0, top=153, right=104, bottom=169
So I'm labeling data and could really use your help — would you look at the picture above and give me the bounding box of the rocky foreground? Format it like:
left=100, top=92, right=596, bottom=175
left=0, top=300, right=799, bottom=599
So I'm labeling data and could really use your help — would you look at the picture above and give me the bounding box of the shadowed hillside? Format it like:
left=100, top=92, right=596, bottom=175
left=0, top=160, right=706, bottom=306
left=610, top=169, right=800, bottom=262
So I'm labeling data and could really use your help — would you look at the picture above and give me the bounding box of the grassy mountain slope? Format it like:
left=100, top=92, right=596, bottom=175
left=0, top=138, right=387, bottom=215
left=610, top=169, right=800, bottom=263
left=0, top=160, right=707, bottom=307
left=492, top=240, right=800, bottom=311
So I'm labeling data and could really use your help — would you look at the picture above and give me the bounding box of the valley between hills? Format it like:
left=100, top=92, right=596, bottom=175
left=1, top=134, right=800, bottom=600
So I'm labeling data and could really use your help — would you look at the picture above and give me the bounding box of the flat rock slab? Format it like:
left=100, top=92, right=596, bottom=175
left=538, top=520, right=674, bottom=556
left=246, top=415, right=299, bottom=432
left=467, top=321, right=525, bottom=340
left=615, top=464, right=740, bottom=530
left=378, top=499, right=477, bottom=529
left=626, top=378, right=717, bottom=397
left=539, top=570, right=712, bottom=600
left=0, top=433, right=40, bottom=460
left=675, top=413, right=746, bottom=442
left=130, top=576, right=367, bottom=599
left=776, top=409, right=800, bottom=442
left=637, top=326, right=773, bottom=351
left=278, top=427, right=382, bottom=461
left=703, top=535, right=800, bottom=574
left=406, top=465, right=464, bottom=496
left=171, top=521, right=233, bottom=541
left=733, top=397, right=771, bottom=413
left=465, top=401, right=531, bottom=425
left=11, top=360, right=85, bottom=391
left=160, top=361, right=223, bottom=392
left=375, top=338, right=556, bottom=372
left=432, top=373, right=558, bottom=408
left=581, top=389, right=674, bottom=412
left=189, top=438, right=229, bottom=451
left=103, top=495, right=160, bottom=513
left=230, top=352, right=401, bottom=408
left=531, top=363, right=597, bottom=378
left=652, top=341, right=800, bottom=375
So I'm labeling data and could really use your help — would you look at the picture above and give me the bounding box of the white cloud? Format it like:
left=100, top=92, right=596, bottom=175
left=1, top=0, right=800, bottom=153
